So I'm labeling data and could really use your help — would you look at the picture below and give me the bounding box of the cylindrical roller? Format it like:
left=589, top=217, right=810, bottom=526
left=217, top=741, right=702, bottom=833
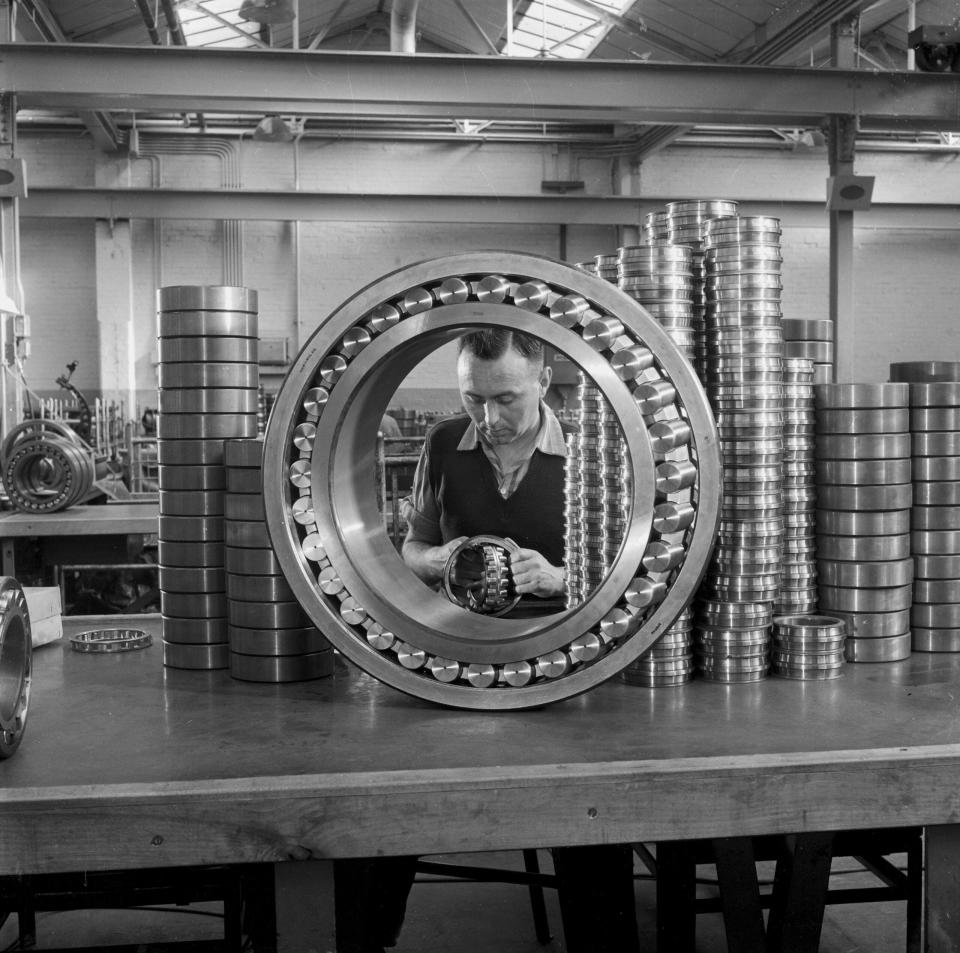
left=913, top=457, right=960, bottom=481
left=912, top=603, right=960, bottom=628
left=890, top=361, right=960, bottom=383
left=158, top=515, right=224, bottom=542
left=816, top=559, right=913, bottom=589
left=158, top=337, right=258, bottom=363
left=161, top=616, right=229, bottom=644
left=226, top=574, right=295, bottom=602
left=158, top=285, right=258, bottom=314
left=159, top=490, right=225, bottom=517
left=815, top=433, right=911, bottom=460
left=912, top=628, right=960, bottom=653
left=815, top=408, right=909, bottom=433
left=157, top=414, right=257, bottom=440
left=914, top=579, right=960, bottom=603
left=814, top=383, right=909, bottom=408
left=818, top=584, right=913, bottom=613
left=914, top=554, right=960, bottom=579
left=815, top=484, right=911, bottom=511
left=157, top=388, right=259, bottom=415
left=157, top=440, right=225, bottom=466
left=158, top=566, right=227, bottom=592
left=815, top=458, right=911, bottom=486
left=162, top=640, right=229, bottom=669
left=912, top=506, right=960, bottom=531
left=912, top=432, right=960, bottom=457
left=229, top=650, right=334, bottom=683
left=225, top=519, right=272, bottom=548
left=228, top=625, right=328, bottom=656
left=914, top=482, right=960, bottom=506
left=158, top=464, right=227, bottom=491
left=158, top=540, right=226, bottom=568
left=911, top=530, right=960, bottom=555
left=160, top=591, right=228, bottom=618
left=158, top=363, right=258, bottom=389
left=844, top=633, right=911, bottom=662
left=225, top=547, right=282, bottom=575
left=228, top=600, right=309, bottom=629
left=816, top=509, right=910, bottom=536
left=816, top=534, right=911, bottom=561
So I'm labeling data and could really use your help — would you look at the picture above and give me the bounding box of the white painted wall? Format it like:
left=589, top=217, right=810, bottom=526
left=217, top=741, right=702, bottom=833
left=15, top=134, right=960, bottom=412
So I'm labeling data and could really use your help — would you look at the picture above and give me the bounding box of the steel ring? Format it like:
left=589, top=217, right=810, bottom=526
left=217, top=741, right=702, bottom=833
left=0, top=577, right=31, bottom=758
left=263, top=252, right=720, bottom=710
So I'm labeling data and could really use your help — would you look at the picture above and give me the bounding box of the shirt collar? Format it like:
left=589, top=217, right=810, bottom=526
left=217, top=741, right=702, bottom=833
left=457, top=401, right=567, bottom=457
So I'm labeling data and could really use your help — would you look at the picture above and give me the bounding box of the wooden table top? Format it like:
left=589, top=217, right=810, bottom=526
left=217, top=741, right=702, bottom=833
left=0, top=502, right=159, bottom=536
left=2, top=614, right=960, bottom=874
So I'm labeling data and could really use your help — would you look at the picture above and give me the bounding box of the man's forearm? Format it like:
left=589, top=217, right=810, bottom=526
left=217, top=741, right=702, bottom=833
left=401, top=539, right=447, bottom=585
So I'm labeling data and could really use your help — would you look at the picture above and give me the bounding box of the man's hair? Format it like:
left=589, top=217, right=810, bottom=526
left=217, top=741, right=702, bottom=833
left=457, top=329, right=543, bottom=365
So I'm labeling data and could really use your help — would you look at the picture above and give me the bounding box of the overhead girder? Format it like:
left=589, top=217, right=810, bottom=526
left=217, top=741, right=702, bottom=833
left=1, top=44, right=958, bottom=130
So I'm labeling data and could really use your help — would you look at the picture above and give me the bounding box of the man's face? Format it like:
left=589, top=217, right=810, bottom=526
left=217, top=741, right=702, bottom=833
left=457, top=347, right=550, bottom=446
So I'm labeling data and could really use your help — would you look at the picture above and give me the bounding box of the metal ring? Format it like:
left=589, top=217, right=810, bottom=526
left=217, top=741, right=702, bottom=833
left=70, top=628, right=152, bottom=653
left=0, top=578, right=31, bottom=759
left=263, top=252, right=721, bottom=710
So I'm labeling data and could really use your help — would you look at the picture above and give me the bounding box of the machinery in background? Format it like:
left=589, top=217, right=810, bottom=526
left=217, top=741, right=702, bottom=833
left=909, top=24, right=960, bottom=71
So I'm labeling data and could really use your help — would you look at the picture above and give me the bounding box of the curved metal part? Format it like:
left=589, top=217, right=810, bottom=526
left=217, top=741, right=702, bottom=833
left=442, top=535, right=521, bottom=616
left=0, top=578, right=31, bottom=758
left=263, top=251, right=721, bottom=710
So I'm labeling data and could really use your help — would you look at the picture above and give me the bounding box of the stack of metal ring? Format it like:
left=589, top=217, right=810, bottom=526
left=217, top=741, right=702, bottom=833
left=643, top=209, right=669, bottom=243
left=694, top=215, right=784, bottom=683
left=777, top=358, right=818, bottom=615
left=617, top=244, right=696, bottom=363
left=814, top=383, right=913, bottom=663
left=665, top=199, right=740, bottom=376
left=225, top=437, right=333, bottom=681
left=771, top=614, right=846, bottom=679
left=784, top=319, right=834, bottom=385
left=593, top=253, right=619, bottom=283
left=621, top=606, right=694, bottom=687
left=562, top=431, right=583, bottom=609
left=890, top=361, right=960, bottom=384
left=909, top=381, right=960, bottom=652
left=574, top=260, right=598, bottom=275
left=156, top=285, right=259, bottom=670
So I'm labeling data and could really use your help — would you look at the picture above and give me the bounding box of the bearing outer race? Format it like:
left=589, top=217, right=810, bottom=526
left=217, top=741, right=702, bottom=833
left=224, top=437, right=264, bottom=468
left=915, top=555, right=960, bottom=579
left=228, top=625, right=327, bottom=655
left=158, top=389, right=259, bottom=415
left=913, top=457, right=960, bottom=481
left=225, top=547, right=282, bottom=575
left=229, top=650, right=334, bottom=682
left=228, top=600, right=309, bottom=629
left=912, top=628, right=960, bottom=653
left=161, top=591, right=228, bottom=618
left=818, top=584, right=913, bottom=613
left=914, top=579, right=960, bottom=603
left=829, top=608, right=910, bottom=638
left=226, top=574, right=295, bottom=602
left=225, top=495, right=266, bottom=521
left=158, top=566, right=227, bottom=592
left=816, top=484, right=911, bottom=511
left=844, top=633, right=912, bottom=662
left=225, top=519, right=272, bottom=548
left=816, top=559, right=913, bottom=589
left=158, top=540, right=226, bottom=568
left=158, top=337, right=258, bottom=364
left=815, top=408, right=909, bottom=433
left=157, top=285, right=258, bottom=314
left=157, top=414, right=258, bottom=440
left=158, top=465, right=227, bottom=491
left=158, top=363, right=258, bottom=389
left=157, top=440, right=226, bottom=466
left=912, top=603, right=960, bottom=627
left=227, top=470, right=262, bottom=494
left=162, top=640, right=229, bottom=669
left=262, top=252, right=721, bottom=709
left=912, top=432, right=960, bottom=457
left=161, top=616, right=228, bottom=643
left=815, top=433, right=911, bottom=460
left=815, top=458, right=911, bottom=485
left=912, top=506, right=960, bottom=531
left=816, top=509, right=910, bottom=536
left=914, top=482, right=960, bottom=506
left=0, top=578, right=31, bottom=759
left=814, top=383, right=909, bottom=408
left=889, top=361, right=960, bottom=383
left=159, top=491, right=225, bottom=517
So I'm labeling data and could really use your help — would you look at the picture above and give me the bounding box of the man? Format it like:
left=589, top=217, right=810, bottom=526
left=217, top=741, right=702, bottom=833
left=335, top=330, right=639, bottom=953
left=402, top=328, right=567, bottom=610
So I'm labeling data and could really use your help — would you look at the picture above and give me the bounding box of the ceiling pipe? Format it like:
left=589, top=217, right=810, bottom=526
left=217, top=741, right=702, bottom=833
left=133, top=0, right=163, bottom=45
left=390, top=0, right=420, bottom=53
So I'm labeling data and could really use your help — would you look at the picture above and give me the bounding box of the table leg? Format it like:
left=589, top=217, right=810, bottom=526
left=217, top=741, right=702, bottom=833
left=713, top=837, right=766, bottom=953
left=656, top=840, right=699, bottom=953
left=765, top=832, right=834, bottom=953
left=925, top=825, right=960, bottom=952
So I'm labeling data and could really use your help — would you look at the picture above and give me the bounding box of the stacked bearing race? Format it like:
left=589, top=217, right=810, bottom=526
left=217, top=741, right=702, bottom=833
left=814, top=384, right=913, bottom=663
left=784, top=318, right=834, bottom=385
left=908, top=381, right=960, bottom=652
left=621, top=606, right=694, bottom=687
left=225, top=438, right=333, bottom=681
left=771, top=614, right=846, bottom=679
left=156, top=286, right=259, bottom=670
left=616, top=244, right=696, bottom=363
left=694, top=215, right=785, bottom=683
left=777, top=358, right=818, bottom=616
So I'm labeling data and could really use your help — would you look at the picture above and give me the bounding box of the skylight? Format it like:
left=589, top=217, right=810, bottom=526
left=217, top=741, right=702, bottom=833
left=507, top=0, right=635, bottom=58
left=177, top=0, right=262, bottom=49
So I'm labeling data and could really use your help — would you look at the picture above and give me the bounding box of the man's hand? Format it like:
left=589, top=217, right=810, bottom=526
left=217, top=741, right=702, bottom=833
left=402, top=536, right=469, bottom=586
left=510, top=546, right=564, bottom=598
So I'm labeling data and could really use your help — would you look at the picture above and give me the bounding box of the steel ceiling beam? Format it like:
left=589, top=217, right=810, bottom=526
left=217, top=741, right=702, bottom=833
left=1, top=44, right=958, bottom=129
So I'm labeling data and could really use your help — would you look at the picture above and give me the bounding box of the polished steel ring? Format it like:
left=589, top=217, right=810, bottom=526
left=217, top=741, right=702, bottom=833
left=0, top=577, right=31, bottom=758
left=263, top=252, right=721, bottom=710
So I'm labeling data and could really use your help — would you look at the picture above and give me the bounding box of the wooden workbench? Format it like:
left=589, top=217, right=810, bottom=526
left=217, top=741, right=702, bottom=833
left=3, top=615, right=960, bottom=947
left=0, top=501, right=158, bottom=576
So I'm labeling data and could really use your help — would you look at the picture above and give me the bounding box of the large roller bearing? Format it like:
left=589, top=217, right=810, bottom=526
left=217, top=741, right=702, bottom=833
left=0, top=577, right=31, bottom=757
left=263, top=252, right=721, bottom=709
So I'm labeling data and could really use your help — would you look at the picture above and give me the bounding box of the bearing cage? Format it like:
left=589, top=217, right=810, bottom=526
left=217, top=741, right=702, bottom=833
left=263, top=252, right=720, bottom=710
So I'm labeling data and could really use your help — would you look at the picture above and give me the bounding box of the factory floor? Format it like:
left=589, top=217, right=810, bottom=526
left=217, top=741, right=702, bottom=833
left=0, top=850, right=909, bottom=952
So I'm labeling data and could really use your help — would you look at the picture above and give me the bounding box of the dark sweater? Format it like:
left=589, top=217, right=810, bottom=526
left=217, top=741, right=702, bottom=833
left=421, top=415, right=568, bottom=567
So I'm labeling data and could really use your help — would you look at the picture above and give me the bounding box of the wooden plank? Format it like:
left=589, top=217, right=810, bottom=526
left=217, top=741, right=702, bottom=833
left=0, top=503, right=158, bottom=536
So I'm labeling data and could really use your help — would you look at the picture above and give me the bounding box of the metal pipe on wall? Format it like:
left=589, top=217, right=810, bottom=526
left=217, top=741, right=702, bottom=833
left=390, top=0, right=420, bottom=53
